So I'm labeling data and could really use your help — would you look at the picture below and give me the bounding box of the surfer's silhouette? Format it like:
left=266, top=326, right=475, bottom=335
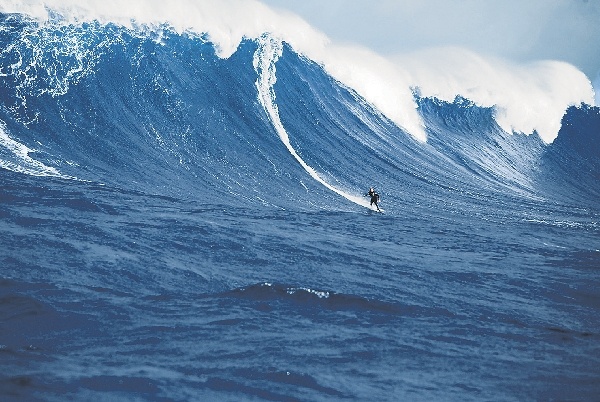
left=366, top=187, right=381, bottom=211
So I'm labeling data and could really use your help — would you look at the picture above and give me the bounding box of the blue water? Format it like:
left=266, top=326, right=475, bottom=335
left=1, top=14, right=600, bottom=401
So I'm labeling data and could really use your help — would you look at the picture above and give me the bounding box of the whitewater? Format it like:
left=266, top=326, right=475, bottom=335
left=1, top=1, right=599, bottom=401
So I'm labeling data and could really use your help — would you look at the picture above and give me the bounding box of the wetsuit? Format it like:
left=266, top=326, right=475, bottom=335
left=367, top=189, right=380, bottom=211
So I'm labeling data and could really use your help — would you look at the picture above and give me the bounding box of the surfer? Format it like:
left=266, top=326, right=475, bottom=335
left=366, top=187, right=381, bottom=211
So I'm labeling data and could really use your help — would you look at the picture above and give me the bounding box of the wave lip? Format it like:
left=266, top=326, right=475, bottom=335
left=2, top=1, right=594, bottom=145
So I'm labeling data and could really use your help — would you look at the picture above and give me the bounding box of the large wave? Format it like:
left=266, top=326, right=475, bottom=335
left=1, top=0, right=595, bottom=143
left=0, top=3, right=599, bottom=212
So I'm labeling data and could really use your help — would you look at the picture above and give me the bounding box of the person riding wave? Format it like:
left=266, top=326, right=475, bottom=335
left=366, top=187, right=381, bottom=211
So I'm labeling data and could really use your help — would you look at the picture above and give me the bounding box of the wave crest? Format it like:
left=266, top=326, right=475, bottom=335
left=1, top=1, right=594, bottom=143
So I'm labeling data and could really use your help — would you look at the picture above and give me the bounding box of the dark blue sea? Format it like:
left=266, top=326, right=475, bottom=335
left=1, top=12, right=600, bottom=402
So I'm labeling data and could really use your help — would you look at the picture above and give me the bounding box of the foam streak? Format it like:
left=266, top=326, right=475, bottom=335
left=0, top=121, right=72, bottom=178
left=253, top=34, right=372, bottom=209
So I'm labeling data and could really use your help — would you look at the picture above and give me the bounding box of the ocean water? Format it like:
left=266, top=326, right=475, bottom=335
left=1, top=11, right=600, bottom=402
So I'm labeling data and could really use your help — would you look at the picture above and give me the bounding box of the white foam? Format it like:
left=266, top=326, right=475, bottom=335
left=0, top=121, right=72, bottom=178
left=0, top=0, right=326, bottom=58
left=395, top=47, right=594, bottom=142
left=1, top=0, right=595, bottom=143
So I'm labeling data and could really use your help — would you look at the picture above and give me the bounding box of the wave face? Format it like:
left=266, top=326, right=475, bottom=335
left=1, top=14, right=599, bottom=209
left=1, top=13, right=600, bottom=402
